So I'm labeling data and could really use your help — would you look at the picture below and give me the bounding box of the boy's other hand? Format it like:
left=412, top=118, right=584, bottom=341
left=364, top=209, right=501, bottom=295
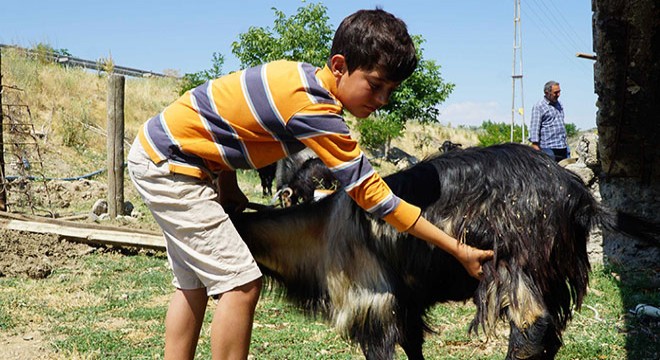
left=460, top=245, right=494, bottom=280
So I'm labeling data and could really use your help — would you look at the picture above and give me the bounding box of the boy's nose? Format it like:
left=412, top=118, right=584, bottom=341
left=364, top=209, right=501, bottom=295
left=375, top=91, right=389, bottom=106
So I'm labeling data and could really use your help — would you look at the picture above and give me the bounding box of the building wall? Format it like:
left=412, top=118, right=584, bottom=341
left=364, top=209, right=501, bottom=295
left=592, top=0, right=659, bottom=268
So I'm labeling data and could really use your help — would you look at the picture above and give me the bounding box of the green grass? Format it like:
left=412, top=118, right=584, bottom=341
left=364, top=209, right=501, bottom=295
left=1, top=249, right=658, bottom=359
left=2, top=155, right=657, bottom=359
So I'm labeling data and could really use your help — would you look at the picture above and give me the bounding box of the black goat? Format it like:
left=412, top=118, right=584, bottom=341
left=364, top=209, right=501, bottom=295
left=256, top=163, right=277, bottom=197
left=275, top=148, right=317, bottom=191
left=278, top=157, right=338, bottom=207
left=230, top=143, right=658, bottom=359
left=439, top=140, right=462, bottom=153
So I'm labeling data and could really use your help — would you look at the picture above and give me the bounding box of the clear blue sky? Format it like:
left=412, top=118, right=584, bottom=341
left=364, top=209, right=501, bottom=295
left=0, top=0, right=597, bottom=130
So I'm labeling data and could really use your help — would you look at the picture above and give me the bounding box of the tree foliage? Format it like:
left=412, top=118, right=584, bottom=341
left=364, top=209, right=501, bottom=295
left=178, top=52, right=225, bottom=95
left=231, top=2, right=333, bottom=68
left=477, top=120, right=579, bottom=147
left=353, top=116, right=405, bottom=154
left=364, top=36, right=454, bottom=153
left=230, top=3, right=453, bottom=130
left=565, top=123, right=578, bottom=138
left=380, top=35, right=455, bottom=125
left=184, top=2, right=454, bottom=154
left=477, top=121, right=525, bottom=146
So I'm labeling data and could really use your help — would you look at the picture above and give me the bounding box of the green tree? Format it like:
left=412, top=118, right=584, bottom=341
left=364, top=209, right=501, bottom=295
left=371, top=35, right=454, bottom=154
left=565, top=123, right=578, bottom=138
left=381, top=35, right=455, bottom=125
left=231, top=2, right=333, bottom=68
left=230, top=3, right=453, bottom=121
left=477, top=120, right=525, bottom=147
left=191, top=2, right=454, bottom=156
left=353, top=115, right=405, bottom=155
left=178, top=52, right=225, bottom=95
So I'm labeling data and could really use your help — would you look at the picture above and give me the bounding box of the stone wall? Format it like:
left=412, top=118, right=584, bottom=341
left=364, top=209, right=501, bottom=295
left=592, top=0, right=659, bottom=271
left=565, top=133, right=659, bottom=269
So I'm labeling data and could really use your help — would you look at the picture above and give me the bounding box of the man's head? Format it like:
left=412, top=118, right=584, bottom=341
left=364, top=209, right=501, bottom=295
left=544, top=81, right=561, bottom=104
left=329, top=9, right=417, bottom=83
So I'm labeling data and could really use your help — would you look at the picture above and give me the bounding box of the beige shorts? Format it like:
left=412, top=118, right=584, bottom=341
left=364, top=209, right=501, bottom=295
left=127, top=139, right=262, bottom=296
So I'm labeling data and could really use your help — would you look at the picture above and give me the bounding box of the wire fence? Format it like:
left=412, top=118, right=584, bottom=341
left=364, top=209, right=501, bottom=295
left=0, top=85, right=54, bottom=215
left=0, top=43, right=170, bottom=78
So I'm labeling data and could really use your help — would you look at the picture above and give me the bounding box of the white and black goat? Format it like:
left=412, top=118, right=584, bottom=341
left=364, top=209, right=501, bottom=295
left=230, top=143, right=658, bottom=360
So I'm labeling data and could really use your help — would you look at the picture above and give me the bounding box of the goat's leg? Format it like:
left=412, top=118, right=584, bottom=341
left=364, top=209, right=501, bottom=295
left=358, top=325, right=398, bottom=360
left=398, top=308, right=426, bottom=360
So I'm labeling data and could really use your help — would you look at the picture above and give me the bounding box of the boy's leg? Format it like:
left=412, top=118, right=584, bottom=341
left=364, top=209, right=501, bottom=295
left=128, top=139, right=263, bottom=358
left=211, top=278, right=262, bottom=360
left=164, top=288, right=208, bottom=360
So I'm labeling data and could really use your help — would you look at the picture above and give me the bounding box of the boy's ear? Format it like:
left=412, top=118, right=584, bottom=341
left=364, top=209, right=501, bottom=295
left=330, top=55, right=347, bottom=77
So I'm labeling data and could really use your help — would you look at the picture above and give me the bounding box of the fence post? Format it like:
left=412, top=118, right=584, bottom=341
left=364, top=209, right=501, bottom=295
left=107, top=75, right=125, bottom=218
left=0, top=48, right=5, bottom=211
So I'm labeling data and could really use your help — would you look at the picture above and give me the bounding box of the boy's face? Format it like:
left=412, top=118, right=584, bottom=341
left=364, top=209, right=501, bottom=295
left=331, top=55, right=399, bottom=118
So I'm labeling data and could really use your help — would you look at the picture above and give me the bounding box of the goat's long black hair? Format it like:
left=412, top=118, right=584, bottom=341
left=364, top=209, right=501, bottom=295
left=231, top=143, right=659, bottom=359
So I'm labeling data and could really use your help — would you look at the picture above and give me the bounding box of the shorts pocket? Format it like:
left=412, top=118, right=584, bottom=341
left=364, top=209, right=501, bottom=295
left=127, top=160, right=151, bottom=179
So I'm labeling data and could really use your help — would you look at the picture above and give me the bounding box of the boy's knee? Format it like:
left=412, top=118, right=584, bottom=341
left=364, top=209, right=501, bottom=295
left=237, top=278, right=263, bottom=301
left=247, top=277, right=263, bottom=293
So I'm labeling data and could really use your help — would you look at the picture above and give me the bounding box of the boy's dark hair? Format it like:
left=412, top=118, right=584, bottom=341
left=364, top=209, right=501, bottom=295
left=330, top=8, right=417, bottom=82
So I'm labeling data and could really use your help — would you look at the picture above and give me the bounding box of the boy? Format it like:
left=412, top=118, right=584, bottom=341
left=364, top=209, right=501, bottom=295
left=128, top=8, right=494, bottom=360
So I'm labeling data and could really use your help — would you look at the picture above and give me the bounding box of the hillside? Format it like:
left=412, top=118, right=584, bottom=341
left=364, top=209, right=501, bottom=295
left=1, top=48, right=179, bottom=179
left=0, top=47, right=479, bottom=212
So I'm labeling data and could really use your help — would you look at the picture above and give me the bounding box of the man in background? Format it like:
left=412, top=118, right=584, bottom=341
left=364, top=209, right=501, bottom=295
left=529, top=80, right=568, bottom=161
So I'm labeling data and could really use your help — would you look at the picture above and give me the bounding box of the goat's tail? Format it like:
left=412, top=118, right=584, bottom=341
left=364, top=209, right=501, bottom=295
left=593, top=206, right=660, bottom=246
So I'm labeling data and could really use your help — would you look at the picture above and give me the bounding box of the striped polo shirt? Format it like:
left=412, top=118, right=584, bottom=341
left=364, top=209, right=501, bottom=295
left=137, top=60, right=421, bottom=232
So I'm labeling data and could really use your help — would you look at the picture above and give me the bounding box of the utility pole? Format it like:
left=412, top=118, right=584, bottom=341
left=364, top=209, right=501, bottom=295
left=511, top=0, right=525, bottom=143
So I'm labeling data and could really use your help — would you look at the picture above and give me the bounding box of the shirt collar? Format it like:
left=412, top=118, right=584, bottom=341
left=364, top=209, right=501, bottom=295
left=316, top=65, right=341, bottom=105
left=543, top=96, right=562, bottom=108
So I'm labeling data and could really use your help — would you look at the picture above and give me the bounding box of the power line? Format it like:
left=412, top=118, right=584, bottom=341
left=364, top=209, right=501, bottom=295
left=538, top=0, right=592, bottom=51
left=527, top=0, right=589, bottom=53
left=520, top=1, right=592, bottom=76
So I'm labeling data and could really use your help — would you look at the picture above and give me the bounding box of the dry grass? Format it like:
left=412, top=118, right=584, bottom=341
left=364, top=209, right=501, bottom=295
left=1, top=47, right=474, bottom=182
left=2, top=48, right=179, bottom=179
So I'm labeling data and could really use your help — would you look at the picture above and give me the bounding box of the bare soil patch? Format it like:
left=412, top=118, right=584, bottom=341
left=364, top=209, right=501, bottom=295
left=0, top=229, right=96, bottom=359
left=0, top=229, right=95, bottom=279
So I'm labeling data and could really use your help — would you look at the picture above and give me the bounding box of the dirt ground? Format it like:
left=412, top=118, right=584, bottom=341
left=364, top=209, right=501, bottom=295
left=0, top=228, right=96, bottom=359
left=0, top=177, right=141, bottom=279
left=0, top=178, right=142, bottom=359
left=0, top=229, right=95, bottom=279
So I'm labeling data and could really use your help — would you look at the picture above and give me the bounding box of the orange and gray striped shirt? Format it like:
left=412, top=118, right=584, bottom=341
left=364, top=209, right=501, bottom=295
left=137, top=60, right=420, bottom=231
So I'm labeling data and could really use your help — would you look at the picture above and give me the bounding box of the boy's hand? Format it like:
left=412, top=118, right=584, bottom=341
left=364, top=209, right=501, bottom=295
left=220, top=188, right=249, bottom=213
left=458, top=244, right=494, bottom=280
left=217, top=171, right=249, bottom=213
left=406, top=217, right=494, bottom=280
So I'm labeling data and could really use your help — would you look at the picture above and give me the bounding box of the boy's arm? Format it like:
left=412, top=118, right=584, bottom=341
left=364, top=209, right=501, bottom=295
left=406, top=216, right=494, bottom=279
left=217, top=170, right=249, bottom=213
